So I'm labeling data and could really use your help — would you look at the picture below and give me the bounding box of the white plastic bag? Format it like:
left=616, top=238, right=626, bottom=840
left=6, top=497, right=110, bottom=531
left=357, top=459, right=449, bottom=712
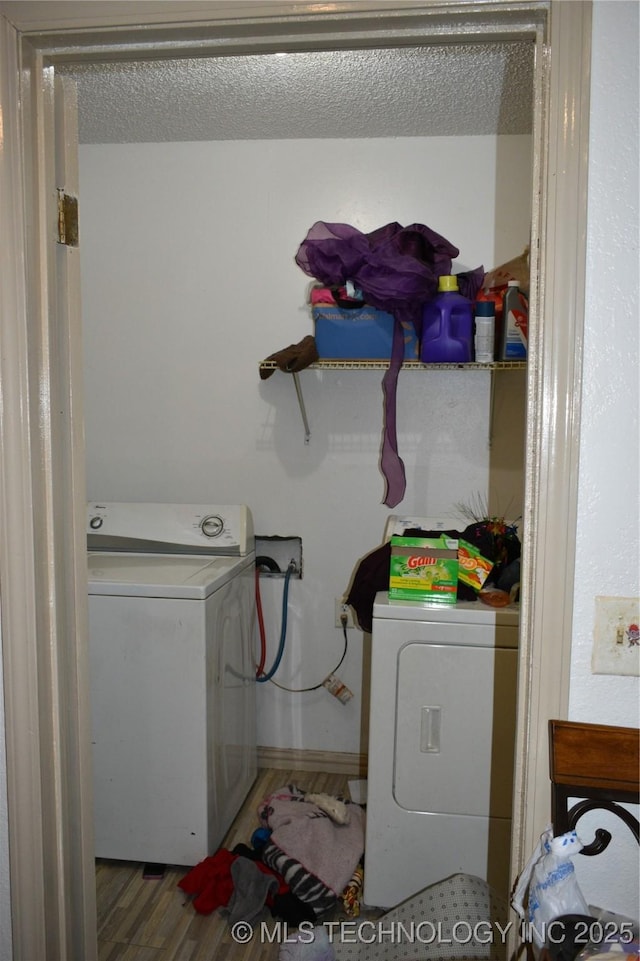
left=512, top=827, right=591, bottom=949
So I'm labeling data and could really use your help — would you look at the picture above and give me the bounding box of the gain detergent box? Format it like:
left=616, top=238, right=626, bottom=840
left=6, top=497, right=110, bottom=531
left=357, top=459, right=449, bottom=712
left=457, top=539, right=494, bottom=592
left=389, top=535, right=459, bottom=604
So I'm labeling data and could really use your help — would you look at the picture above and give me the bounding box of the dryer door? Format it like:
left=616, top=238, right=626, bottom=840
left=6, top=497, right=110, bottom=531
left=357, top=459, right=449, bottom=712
left=393, top=640, right=518, bottom=818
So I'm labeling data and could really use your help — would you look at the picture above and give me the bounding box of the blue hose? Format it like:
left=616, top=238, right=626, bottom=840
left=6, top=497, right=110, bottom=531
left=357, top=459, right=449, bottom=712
left=256, top=564, right=293, bottom=683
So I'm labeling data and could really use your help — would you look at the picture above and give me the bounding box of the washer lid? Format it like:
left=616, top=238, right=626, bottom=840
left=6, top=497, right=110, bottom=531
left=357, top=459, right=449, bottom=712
left=87, top=552, right=252, bottom=599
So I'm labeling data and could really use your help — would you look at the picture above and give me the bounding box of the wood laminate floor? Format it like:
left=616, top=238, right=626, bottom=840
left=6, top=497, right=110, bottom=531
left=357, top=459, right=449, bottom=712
left=96, top=768, right=363, bottom=960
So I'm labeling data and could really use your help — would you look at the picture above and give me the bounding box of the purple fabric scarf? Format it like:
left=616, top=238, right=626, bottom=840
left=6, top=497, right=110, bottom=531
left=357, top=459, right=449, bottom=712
left=296, top=221, right=478, bottom=506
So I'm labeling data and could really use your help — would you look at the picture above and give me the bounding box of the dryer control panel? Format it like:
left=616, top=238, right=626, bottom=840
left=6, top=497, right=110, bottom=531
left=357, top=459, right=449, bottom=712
left=384, top=515, right=452, bottom=540
left=87, top=502, right=254, bottom=556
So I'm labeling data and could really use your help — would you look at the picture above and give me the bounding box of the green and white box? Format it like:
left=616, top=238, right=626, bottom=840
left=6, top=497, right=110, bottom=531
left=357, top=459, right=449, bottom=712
left=389, top=535, right=459, bottom=604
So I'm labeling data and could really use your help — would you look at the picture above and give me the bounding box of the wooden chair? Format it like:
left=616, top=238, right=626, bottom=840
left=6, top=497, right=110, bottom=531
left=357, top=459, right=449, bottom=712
left=532, top=722, right=640, bottom=961
left=549, top=719, right=639, bottom=856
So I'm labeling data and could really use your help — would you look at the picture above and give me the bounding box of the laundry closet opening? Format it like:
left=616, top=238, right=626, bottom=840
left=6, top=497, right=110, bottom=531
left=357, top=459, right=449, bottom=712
left=55, top=31, right=534, bottom=922
left=66, top=36, right=532, bottom=759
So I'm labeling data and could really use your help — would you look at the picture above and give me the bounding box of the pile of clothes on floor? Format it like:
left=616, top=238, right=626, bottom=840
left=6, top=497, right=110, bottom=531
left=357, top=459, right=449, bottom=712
left=178, top=784, right=365, bottom=927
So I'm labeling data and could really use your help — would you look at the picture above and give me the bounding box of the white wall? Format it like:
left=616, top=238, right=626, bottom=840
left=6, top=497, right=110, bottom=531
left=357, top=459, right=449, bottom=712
left=79, top=133, right=531, bottom=754
left=567, top=0, right=639, bottom=921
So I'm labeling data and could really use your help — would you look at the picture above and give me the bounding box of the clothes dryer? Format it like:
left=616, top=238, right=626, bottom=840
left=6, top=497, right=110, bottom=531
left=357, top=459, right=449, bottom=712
left=364, top=592, right=519, bottom=908
left=87, top=502, right=257, bottom=866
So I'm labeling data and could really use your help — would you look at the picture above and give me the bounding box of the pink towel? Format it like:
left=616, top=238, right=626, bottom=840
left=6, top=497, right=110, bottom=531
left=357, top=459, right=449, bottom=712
left=261, top=785, right=365, bottom=896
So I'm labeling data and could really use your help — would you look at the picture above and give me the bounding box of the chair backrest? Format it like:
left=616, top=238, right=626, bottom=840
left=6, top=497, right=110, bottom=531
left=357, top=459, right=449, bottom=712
left=548, top=719, right=639, bottom=856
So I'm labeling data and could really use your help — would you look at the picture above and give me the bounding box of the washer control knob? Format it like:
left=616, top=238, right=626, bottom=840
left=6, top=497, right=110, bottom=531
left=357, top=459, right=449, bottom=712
left=89, top=516, right=103, bottom=530
left=200, top=514, right=224, bottom=538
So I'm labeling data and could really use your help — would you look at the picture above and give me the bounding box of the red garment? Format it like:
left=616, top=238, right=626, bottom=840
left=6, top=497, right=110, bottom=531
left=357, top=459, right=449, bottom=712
left=178, top=849, right=288, bottom=915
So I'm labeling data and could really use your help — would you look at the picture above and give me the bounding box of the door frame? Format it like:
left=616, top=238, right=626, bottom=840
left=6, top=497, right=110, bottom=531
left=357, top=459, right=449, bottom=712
left=0, top=2, right=591, bottom=957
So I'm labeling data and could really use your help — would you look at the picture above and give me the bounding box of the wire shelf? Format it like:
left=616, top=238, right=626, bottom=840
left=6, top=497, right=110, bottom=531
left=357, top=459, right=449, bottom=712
left=259, top=359, right=526, bottom=372
left=258, top=359, right=526, bottom=443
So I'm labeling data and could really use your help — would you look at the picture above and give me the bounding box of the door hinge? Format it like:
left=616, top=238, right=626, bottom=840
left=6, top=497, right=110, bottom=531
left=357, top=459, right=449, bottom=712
left=57, top=189, right=79, bottom=246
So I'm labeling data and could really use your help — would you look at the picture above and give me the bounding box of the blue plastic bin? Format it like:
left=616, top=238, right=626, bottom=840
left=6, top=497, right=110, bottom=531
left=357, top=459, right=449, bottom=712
left=313, top=304, right=419, bottom=360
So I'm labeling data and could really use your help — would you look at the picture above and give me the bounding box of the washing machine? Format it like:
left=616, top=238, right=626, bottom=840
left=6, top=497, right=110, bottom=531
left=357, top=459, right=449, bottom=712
left=87, top=502, right=257, bottom=866
left=363, top=517, right=519, bottom=908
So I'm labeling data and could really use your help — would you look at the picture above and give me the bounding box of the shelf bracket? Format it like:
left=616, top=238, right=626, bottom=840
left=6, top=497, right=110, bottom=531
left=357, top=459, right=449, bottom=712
left=291, top=371, right=311, bottom=443
left=489, top=369, right=496, bottom=448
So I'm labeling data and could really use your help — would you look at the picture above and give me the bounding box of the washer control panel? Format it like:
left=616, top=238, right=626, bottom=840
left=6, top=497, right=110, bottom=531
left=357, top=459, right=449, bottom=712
left=200, top=514, right=224, bottom=538
left=87, top=503, right=254, bottom=555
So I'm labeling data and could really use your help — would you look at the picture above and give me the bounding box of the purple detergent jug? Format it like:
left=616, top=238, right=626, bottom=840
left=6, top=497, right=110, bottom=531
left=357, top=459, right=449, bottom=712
left=420, top=274, right=474, bottom=363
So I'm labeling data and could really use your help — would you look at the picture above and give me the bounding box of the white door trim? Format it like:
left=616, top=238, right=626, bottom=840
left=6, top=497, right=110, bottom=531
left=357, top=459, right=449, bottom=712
left=512, top=0, right=592, bottom=879
left=0, top=3, right=590, bottom=957
left=0, top=28, right=98, bottom=960
left=0, top=17, right=48, bottom=961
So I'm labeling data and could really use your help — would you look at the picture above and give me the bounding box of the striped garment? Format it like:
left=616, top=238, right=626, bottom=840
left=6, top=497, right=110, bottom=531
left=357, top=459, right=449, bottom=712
left=258, top=784, right=365, bottom=917
left=261, top=840, right=337, bottom=916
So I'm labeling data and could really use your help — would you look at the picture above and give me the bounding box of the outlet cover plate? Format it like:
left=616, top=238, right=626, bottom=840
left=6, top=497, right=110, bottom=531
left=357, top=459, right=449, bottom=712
left=592, top=595, right=640, bottom=676
left=335, top=598, right=355, bottom=629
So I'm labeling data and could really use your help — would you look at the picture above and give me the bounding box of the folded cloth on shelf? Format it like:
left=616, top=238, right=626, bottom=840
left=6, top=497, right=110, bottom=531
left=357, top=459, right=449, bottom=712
left=260, top=335, right=319, bottom=379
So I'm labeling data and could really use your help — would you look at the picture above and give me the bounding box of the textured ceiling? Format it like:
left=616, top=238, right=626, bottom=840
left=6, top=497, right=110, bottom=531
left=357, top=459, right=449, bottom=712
left=62, top=41, right=534, bottom=144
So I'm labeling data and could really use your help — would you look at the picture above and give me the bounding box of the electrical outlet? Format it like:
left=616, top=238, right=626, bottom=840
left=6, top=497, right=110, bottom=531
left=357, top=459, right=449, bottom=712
left=592, top=595, right=640, bottom=676
left=335, top=598, right=355, bottom=629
